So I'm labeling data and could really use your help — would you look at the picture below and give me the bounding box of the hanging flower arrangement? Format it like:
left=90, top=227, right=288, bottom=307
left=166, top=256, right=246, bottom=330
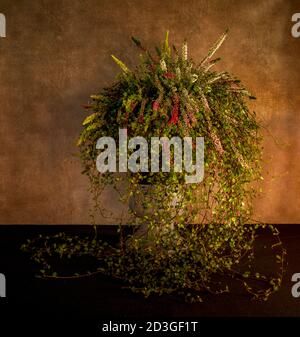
left=22, top=31, right=286, bottom=302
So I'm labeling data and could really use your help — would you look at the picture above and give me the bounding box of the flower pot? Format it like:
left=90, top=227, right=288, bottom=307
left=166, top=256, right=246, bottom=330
left=129, top=185, right=182, bottom=240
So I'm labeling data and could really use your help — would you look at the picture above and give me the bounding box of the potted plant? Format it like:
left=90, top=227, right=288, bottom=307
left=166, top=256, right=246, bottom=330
left=22, top=31, right=285, bottom=302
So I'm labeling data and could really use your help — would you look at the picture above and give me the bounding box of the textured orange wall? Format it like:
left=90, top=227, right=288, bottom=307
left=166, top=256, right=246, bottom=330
left=0, top=0, right=299, bottom=224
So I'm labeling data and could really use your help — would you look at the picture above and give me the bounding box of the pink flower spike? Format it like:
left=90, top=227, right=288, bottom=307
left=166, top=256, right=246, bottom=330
left=163, top=72, right=175, bottom=79
left=168, top=106, right=179, bottom=125
left=152, top=101, right=160, bottom=111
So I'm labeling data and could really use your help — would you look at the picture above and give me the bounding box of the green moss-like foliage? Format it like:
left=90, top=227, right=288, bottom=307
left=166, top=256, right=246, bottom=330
left=22, top=32, right=285, bottom=302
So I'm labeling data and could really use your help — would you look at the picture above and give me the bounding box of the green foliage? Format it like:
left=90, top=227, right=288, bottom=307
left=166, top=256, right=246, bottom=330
left=22, top=32, right=286, bottom=302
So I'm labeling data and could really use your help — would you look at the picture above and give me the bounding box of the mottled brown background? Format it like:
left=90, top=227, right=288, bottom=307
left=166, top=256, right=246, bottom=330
left=0, top=0, right=299, bottom=224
